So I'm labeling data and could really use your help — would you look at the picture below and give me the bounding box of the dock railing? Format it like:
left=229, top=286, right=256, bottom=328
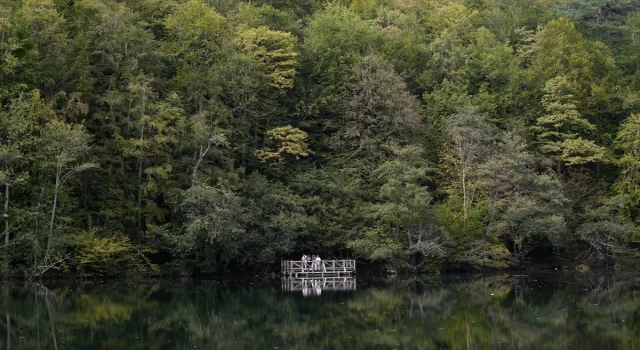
left=281, top=259, right=356, bottom=278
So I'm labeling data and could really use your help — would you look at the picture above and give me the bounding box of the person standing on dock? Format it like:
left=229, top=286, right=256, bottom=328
left=315, top=255, right=322, bottom=272
left=302, top=254, right=308, bottom=271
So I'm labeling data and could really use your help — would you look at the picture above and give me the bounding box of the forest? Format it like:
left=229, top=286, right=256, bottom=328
left=1, top=0, right=640, bottom=277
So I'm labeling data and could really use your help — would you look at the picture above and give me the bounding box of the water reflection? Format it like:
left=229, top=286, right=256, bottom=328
left=282, top=277, right=356, bottom=296
left=0, top=273, right=638, bottom=349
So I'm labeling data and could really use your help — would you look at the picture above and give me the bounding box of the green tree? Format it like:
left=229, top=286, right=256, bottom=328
left=529, top=18, right=597, bottom=90
left=232, top=3, right=303, bottom=36
left=234, top=26, right=298, bottom=90
left=520, top=17, right=615, bottom=124
left=439, top=107, right=513, bottom=268
left=163, top=0, right=227, bottom=67
left=329, top=54, right=421, bottom=168
left=118, top=77, right=186, bottom=231
left=0, top=92, right=35, bottom=247
left=576, top=195, right=636, bottom=261
left=621, top=11, right=640, bottom=75
left=533, top=76, right=606, bottom=169
left=301, top=4, right=379, bottom=92
left=556, top=0, right=640, bottom=47
left=243, top=173, right=313, bottom=267
left=172, top=184, right=246, bottom=273
left=350, top=146, right=449, bottom=271
left=614, top=113, right=640, bottom=217
left=11, top=0, right=81, bottom=96
left=442, top=107, right=497, bottom=223
left=478, top=130, right=569, bottom=263
left=72, top=229, right=156, bottom=276
left=41, top=119, right=96, bottom=276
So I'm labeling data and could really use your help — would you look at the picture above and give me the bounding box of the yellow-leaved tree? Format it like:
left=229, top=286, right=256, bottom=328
left=256, top=125, right=311, bottom=163
left=235, top=26, right=299, bottom=90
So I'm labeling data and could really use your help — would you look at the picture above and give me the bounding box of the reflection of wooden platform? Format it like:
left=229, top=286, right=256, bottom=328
left=282, top=277, right=356, bottom=296
left=281, top=260, right=356, bottom=278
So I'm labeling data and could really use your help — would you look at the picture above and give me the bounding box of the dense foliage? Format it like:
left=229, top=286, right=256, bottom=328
left=1, top=0, right=640, bottom=276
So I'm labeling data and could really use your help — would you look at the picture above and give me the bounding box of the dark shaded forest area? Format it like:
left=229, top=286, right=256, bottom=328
left=1, top=0, right=640, bottom=277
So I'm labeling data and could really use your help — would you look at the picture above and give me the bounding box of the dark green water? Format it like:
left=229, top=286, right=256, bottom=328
left=1, top=273, right=639, bottom=349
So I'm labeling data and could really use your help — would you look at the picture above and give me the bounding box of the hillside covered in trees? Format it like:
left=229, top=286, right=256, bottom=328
left=1, top=0, right=640, bottom=277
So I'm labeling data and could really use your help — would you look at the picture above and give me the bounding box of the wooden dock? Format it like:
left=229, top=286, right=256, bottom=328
left=281, top=259, right=356, bottom=278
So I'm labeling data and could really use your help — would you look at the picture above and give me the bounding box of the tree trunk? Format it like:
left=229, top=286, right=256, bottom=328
left=46, top=169, right=61, bottom=264
left=191, top=143, right=211, bottom=187
left=462, top=168, right=467, bottom=221
left=137, top=82, right=147, bottom=232
left=138, top=127, right=144, bottom=231
left=4, top=183, right=9, bottom=245
left=33, top=178, right=46, bottom=271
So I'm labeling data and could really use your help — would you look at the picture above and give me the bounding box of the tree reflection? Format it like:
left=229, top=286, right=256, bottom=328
left=0, top=274, right=638, bottom=349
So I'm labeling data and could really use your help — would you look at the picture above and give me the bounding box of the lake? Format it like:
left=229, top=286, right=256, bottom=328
left=0, top=273, right=638, bottom=349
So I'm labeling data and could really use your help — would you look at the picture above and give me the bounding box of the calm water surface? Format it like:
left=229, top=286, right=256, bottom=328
left=1, top=273, right=639, bottom=349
